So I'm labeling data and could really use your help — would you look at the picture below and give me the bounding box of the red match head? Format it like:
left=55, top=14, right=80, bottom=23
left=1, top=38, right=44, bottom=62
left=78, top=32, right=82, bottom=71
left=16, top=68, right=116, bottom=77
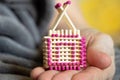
left=64, top=0, right=71, bottom=5
left=55, top=3, right=62, bottom=9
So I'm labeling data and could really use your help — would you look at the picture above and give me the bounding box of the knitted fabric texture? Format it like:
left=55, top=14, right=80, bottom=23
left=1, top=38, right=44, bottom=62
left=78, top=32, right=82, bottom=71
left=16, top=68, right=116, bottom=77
left=0, top=0, right=54, bottom=80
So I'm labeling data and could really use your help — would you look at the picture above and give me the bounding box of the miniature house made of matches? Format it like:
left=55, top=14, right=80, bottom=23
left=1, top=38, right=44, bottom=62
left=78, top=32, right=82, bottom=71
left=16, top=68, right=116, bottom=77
left=43, top=0, right=87, bottom=71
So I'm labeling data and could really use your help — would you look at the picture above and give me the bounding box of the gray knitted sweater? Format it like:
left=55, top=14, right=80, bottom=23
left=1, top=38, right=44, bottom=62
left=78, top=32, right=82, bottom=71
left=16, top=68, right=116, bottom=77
left=0, top=0, right=119, bottom=80
left=0, top=0, right=54, bottom=80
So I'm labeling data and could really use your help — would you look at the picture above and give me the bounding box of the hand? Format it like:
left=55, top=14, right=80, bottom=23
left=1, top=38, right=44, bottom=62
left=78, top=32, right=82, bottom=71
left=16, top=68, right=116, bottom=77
left=30, top=28, right=115, bottom=80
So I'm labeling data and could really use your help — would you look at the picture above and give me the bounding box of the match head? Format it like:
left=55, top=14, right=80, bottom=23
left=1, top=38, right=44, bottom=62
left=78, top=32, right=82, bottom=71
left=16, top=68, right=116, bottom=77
left=64, top=0, right=71, bottom=5
left=55, top=3, right=62, bottom=9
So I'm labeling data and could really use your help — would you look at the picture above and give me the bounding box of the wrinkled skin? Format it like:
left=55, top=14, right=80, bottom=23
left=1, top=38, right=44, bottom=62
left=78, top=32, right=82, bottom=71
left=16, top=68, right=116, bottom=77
left=31, top=0, right=115, bottom=80
left=31, top=28, right=115, bottom=80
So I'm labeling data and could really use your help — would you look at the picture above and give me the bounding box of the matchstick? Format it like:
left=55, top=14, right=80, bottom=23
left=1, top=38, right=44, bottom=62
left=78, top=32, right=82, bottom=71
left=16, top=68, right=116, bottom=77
left=52, top=2, right=70, bottom=31
left=43, top=0, right=87, bottom=70
left=55, top=1, right=77, bottom=31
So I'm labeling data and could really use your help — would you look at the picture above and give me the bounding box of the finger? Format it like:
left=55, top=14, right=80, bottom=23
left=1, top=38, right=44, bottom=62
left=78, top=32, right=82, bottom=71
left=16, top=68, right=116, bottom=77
left=72, top=67, right=106, bottom=80
left=87, top=33, right=113, bottom=69
left=38, top=70, right=59, bottom=80
left=31, top=67, right=45, bottom=80
left=52, top=70, right=78, bottom=80
left=87, top=48, right=112, bottom=69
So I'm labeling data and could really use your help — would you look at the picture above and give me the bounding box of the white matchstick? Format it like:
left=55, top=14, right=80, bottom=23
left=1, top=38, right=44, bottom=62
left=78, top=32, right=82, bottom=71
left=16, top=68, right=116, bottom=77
left=55, top=1, right=76, bottom=31
left=52, top=2, right=70, bottom=31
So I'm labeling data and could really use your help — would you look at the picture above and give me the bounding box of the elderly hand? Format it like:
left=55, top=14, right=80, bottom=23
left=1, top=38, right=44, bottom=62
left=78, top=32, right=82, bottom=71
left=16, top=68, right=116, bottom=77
left=30, top=28, right=115, bottom=80
left=31, top=0, right=115, bottom=80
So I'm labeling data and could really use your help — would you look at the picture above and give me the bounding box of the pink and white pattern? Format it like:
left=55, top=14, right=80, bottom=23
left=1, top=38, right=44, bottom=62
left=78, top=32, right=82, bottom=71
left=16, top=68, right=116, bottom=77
left=43, top=30, right=87, bottom=71
left=43, top=0, right=87, bottom=71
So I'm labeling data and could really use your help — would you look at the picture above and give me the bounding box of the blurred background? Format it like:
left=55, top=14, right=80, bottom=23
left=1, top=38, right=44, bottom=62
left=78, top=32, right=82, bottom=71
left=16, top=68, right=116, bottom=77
left=79, top=0, right=120, bottom=45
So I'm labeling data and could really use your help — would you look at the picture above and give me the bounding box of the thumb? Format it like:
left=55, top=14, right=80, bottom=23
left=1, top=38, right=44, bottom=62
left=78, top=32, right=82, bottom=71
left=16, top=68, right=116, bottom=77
left=87, top=33, right=114, bottom=69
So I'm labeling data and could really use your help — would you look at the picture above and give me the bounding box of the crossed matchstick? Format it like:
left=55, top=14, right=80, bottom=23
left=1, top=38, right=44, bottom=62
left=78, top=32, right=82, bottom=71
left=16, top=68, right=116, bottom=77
left=52, top=0, right=76, bottom=31
left=44, top=1, right=87, bottom=70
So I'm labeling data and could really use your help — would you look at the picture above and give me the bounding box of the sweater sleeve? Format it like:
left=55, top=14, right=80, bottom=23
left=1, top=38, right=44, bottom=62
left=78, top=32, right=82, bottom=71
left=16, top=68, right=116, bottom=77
left=0, top=0, right=54, bottom=80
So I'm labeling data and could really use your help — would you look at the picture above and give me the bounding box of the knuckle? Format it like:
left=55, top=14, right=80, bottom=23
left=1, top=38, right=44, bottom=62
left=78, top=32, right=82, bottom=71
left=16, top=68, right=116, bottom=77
left=103, top=33, right=113, bottom=41
left=97, top=33, right=113, bottom=43
left=96, top=33, right=114, bottom=52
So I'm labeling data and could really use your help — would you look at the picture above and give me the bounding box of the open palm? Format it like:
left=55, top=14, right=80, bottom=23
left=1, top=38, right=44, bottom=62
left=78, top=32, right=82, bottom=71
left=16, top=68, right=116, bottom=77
left=31, top=28, right=115, bottom=80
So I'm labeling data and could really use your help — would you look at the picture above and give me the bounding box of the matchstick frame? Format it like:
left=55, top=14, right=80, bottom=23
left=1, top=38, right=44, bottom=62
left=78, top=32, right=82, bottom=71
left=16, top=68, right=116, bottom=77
left=43, top=0, right=87, bottom=71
